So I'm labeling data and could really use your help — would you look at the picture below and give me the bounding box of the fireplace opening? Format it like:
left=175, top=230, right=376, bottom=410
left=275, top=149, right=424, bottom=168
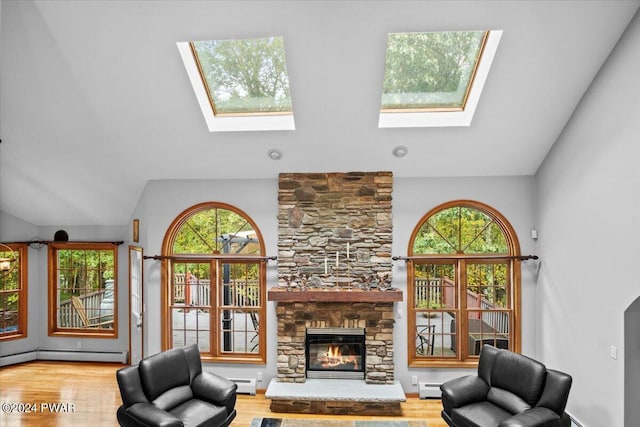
left=306, top=327, right=365, bottom=380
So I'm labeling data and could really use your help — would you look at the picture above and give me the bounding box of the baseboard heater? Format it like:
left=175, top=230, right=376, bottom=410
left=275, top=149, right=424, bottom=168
left=419, top=382, right=442, bottom=399
left=37, top=349, right=127, bottom=363
left=0, top=350, right=38, bottom=367
left=1, top=349, right=128, bottom=366
left=228, top=377, right=256, bottom=395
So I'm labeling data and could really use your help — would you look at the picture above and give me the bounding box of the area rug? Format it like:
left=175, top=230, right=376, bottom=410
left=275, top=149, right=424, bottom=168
left=250, top=419, right=428, bottom=427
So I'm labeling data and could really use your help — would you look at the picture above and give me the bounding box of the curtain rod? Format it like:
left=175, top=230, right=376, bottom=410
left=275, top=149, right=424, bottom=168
left=3, top=240, right=124, bottom=246
left=392, top=254, right=538, bottom=261
left=144, top=254, right=277, bottom=262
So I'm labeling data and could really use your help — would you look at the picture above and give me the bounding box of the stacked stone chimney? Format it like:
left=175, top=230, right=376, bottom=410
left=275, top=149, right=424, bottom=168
left=277, top=171, right=393, bottom=282
left=274, top=172, right=395, bottom=384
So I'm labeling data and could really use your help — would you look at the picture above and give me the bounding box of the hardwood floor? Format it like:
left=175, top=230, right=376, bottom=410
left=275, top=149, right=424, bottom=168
left=0, top=361, right=447, bottom=426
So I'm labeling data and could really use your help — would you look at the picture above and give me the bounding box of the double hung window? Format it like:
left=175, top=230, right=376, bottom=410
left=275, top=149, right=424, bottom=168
left=162, top=202, right=266, bottom=364
left=408, top=200, right=521, bottom=367
left=0, top=243, right=28, bottom=341
left=48, top=243, right=117, bottom=337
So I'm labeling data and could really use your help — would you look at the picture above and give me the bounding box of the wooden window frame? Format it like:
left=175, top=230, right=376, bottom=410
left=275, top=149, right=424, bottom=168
left=381, top=31, right=489, bottom=113
left=0, top=243, right=28, bottom=341
left=48, top=242, right=118, bottom=338
left=407, top=200, right=521, bottom=368
left=161, top=202, right=267, bottom=364
left=189, top=37, right=293, bottom=117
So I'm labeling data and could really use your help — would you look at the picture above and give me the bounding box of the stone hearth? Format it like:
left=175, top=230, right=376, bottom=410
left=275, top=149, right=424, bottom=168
left=265, top=378, right=405, bottom=415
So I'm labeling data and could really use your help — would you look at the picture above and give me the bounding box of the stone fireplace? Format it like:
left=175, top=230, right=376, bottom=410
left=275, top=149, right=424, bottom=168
left=266, top=171, right=402, bottom=414
left=269, top=288, right=402, bottom=384
left=273, top=171, right=397, bottom=385
left=267, top=289, right=405, bottom=414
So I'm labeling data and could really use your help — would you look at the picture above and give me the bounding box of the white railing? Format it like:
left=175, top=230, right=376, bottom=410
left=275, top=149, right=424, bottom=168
left=229, top=281, right=260, bottom=307
left=481, top=309, right=510, bottom=334
left=415, top=278, right=443, bottom=307
left=58, top=290, right=107, bottom=328
left=466, top=291, right=509, bottom=334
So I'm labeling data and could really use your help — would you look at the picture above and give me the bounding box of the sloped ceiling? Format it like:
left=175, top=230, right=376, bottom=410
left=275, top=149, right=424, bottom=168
left=1, top=0, right=639, bottom=226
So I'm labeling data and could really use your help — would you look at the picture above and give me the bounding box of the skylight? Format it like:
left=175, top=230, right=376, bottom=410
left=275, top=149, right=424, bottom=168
left=382, top=31, right=486, bottom=111
left=178, top=36, right=295, bottom=132
left=379, top=30, right=502, bottom=128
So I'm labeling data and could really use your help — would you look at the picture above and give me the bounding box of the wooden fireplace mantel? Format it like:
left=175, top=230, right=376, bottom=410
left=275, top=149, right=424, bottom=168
left=267, top=287, right=403, bottom=303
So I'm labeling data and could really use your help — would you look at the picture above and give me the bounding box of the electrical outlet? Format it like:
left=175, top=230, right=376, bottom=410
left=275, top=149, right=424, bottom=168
left=411, top=375, right=418, bottom=386
left=610, top=345, right=618, bottom=360
left=257, top=371, right=263, bottom=382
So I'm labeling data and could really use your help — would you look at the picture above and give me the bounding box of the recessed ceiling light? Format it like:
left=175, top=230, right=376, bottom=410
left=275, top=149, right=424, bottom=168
left=392, top=146, right=408, bottom=158
left=268, top=148, right=283, bottom=160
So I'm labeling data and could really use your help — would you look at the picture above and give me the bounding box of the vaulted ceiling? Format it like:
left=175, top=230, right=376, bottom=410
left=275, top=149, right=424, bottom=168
left=1, top=1, right=639, bottom=226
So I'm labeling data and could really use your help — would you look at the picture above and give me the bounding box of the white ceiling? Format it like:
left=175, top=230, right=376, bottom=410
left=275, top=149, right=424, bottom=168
left=1, top=0, right=639, bottom=226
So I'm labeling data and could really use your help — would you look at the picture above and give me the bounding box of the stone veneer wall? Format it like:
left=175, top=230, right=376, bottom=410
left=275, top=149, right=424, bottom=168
left=277, top=172, right=393, bottom=281
left=276, top=172, right=395, bottom=384
left=276, top=301, right=395, bottom=384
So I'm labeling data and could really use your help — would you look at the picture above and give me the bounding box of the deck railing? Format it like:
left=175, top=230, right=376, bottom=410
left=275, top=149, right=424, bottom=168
left=466, top=291, right=509, bottom=333
left=173, top=273, right=259, bottom=307
left=415, top=277, right=455, bottom=308
left=414, top=278, right=443, bottom=306
left=415, top=278, right=509, bottom=333
left=59, top=289, right=108, bottom=328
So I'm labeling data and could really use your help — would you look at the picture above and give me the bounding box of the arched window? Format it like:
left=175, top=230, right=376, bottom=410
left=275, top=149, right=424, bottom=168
left=162, top=202, right=266, bottom=364
left=408, top=200, right=521, bottom=367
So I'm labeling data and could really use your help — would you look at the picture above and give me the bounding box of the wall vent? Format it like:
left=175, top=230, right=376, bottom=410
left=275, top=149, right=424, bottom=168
left=229, top=378, right=256, bottom=395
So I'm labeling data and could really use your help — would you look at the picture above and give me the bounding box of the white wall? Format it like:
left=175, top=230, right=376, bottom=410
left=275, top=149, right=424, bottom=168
left=0, top=211, right=40, bottom=358
left=36, top=225, right=130, bottom=355
left=134, top=175, right=536, bottom=390
left=394, top=176, right=537, bottom=392
left=535, top=9, right=640, bottom=427
left=0, top=211, right=130, bottom=359
left=133, top=179, right=280, bottom=383
left=3, top=172, right=536, bottom=388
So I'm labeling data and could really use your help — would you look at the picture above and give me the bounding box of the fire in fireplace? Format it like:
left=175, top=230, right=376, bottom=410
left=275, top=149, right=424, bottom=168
left=305, top=327, right=365, bottom=380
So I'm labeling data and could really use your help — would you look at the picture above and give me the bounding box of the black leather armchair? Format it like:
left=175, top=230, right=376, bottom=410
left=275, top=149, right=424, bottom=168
left=116, top=344, right=237, bottom=427
left=440, top=345, right=572, bottom=427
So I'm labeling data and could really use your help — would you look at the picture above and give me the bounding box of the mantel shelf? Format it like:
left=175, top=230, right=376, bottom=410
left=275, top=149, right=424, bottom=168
left=267, top=287, right=403, bottom=303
